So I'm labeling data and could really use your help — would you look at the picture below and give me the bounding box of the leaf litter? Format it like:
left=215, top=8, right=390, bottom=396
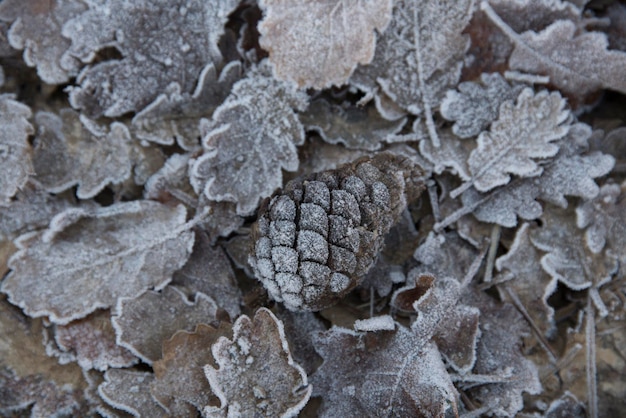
left=0, top=1, right=625, bottom=416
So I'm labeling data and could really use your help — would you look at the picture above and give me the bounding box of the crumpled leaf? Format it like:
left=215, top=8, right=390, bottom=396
left=487, top=0, right=581, bottom=33
left=258, top=0, right=392, bottom=89
left=0, top=94, right=33, bottom=206
left=495, top=223, right=557, bottom=337
left=151, top=323, right=232, bottom=415
left=63, top=0, right=240, bottom=117
left=462, top=289, right=542, bottom=416
left=32, top=109, right=133, bottom=199
left=440, top=72, right=524, bottom=138
left=530, top=205, right=619, bottom=293
left=312, top=322, right=458, bottom=417
left=352, top=0, right=474, bottom=145
left=190, top=62, right=309, bottom=215
left=2, top=201, right=194, bottom=324
left=99, top=369, right=171, bottom=417
left=113, top=286, right=218, bottom=364
left=465, top=88, right=570, bottom=193
left=132, top=61, right=242, bottom=150
left=172, top=230, right=242, bottom=319
left=300, top=99, right=405, bottom=151
left=204, top=308, right=311, bottom=417
left=47, top=309, right=138, bottom=371
left=482, top=0, right=626, bottom=98
left=0, top=0, right=86, bottom=84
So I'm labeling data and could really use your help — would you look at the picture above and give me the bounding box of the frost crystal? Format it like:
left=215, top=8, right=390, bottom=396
left=258, top=0, right=392, bottom=89
left=1, top=201, right=194, bottom=324
left=190, top=62, right=309, bottom=215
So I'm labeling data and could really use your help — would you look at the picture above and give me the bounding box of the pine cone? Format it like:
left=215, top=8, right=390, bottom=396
left=249, top=153, right=425, bottom=311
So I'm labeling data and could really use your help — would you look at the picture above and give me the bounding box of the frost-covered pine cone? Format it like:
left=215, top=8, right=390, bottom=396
left=249, top=153, right=425, bottom=311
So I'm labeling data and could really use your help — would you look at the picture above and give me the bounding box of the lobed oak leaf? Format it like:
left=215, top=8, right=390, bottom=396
left=189, top=62, right=309, bottom=215
left=311, top=323, right=458, bottom=417
left=530, top=205, right=618, bottom=293
left=465, top=88, right=570, bottom=193
left=63, top=0, right=240, bottom=118
left=1, top=201, right=194, bottom=324
left=204, top=308, right=311, bottom=417
left=32, top=109, right=133, bottom=200
left=483, top=1, right=626, bottom=98
left=351, top=0, right=474, bottom=146
left=258, top=0, right=393, bottom=89
left=0, top=0, right=86, bottom=84
left=98, top=369, right=173, bottom=417
left=440, top=72, right=524, bottom=139
left=132, top=61, right=242, bottom=151
left=113, top=286, right=218, bottom=364
left=0, top=95, right=33, bottom=206
left=48, top=309, right=138, bottom=371
left=300, top=99, right=406, bottom=151
left=151, top=323, right=232, bottom=415
left=172, top=230, right=242, bottom=318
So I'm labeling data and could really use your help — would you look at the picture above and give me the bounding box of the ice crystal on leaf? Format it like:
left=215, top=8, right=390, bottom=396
left=258, top=0, right=392, bottom=89
left=1, top=201, right=194, bottom=324
left=0, top=0, right=86, bottom=84
left=32, top=109, right=133, bottom=199
left=190, top=62, right=309, bottom=215
left=63, top=0, right=240, bottom=117
left=0, top=95, right=33, bottom=206
left=99, top=369, right=171, bottom=417
left=204, top=308, right=311, bottom=417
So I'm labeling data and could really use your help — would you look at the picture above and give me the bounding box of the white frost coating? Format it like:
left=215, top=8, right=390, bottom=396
left=354, top=315, right=396, bottom=332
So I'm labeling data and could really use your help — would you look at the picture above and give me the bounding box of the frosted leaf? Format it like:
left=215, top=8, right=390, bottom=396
left=49, top=309, right=138, bottom=371
left=63, top=0, right=240, bottom=117
left=32, top=109, right=132, bottom=199
left=144, top=153, right=196, bottom=203
left=151, top=323, right=232, bottom=415
left=300, top=99, right=405, bottom=151
left=190, top=62, right=309, bottom=215
left=0, top=185, right=73, bottom=241
left=483, top=2, right=626, bottom=98
left=419, top=129, right=473, bottom=180
left=0, top=95, right=33, bottom=206
left=132, top=61, right=242, bottom=150
left=312, top=325, right=458, bottom=417
left=172, top=230, right=242, bottom=318
left=204, top=308, right=311, bottom=417
left=466, top=88, right=570, bottom=193
left=411, top=231, right=479, bottom=281
left=463, top=290, right=541, bottom=416
left=545, top=392, right=586, bottom=418
left=194, top=199, right=244, bottom=243
left=351, top=0, right=474, bottom=145
left=99, top=369, right=170, bottom=417
left=0, top=0, right=86, bottom=84
left=606, top=3, right=626, bottom=52
left=440, top=73, right=524, bottom=138
left=1, top=201, right=194, bottom=324
left=113, top=286, right=218, bottom=364
left=495, top=223, right=557, bottom=336
left=258, top=0, right=393, bottom=89
left=576, top=184, right=625, bottom=255
left=530, top=205, right=619, bottom=292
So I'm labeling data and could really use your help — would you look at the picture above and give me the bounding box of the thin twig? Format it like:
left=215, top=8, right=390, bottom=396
left=586, top=296, right=598, bottom=418
left=483, top=224, right=501, bottom=283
